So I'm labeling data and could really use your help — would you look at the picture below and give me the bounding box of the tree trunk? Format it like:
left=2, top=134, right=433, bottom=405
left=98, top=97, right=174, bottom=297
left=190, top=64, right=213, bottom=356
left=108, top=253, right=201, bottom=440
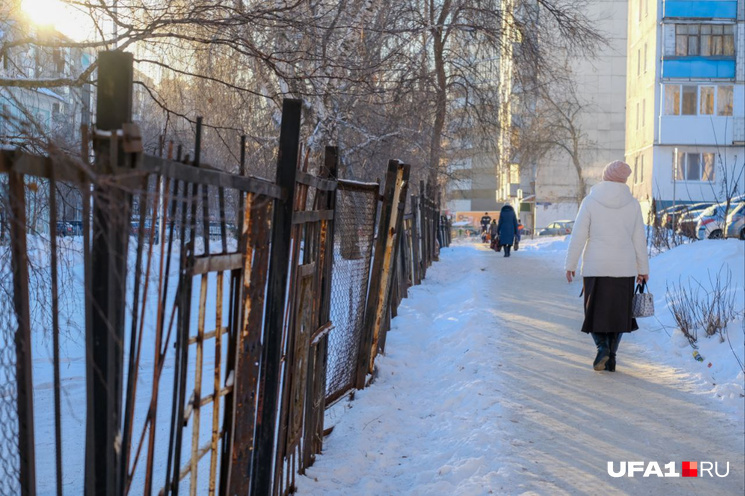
left=430, top=30, right=447, bottom=186
left=571, top=153, right=587, bottom=204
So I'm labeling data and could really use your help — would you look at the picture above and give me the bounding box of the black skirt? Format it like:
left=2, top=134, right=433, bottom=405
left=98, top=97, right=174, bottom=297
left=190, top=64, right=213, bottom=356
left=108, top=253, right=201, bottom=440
left=581, top=277, right=639, bottom=334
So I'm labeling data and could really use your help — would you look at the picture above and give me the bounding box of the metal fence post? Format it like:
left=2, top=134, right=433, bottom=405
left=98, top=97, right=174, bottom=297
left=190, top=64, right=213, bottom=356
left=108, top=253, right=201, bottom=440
left=8, top=168, right=36, bottom=496
left=355, top=161, right=399, bottom=388
left=357, top=161, right=408, bottom=380
left=250, top=99, right=302, bottom=496
left=378, top=164, right=410, bottom=354
left=410, top=194, right=421, bottom=286
left=86, top=50, right=133, bottom=496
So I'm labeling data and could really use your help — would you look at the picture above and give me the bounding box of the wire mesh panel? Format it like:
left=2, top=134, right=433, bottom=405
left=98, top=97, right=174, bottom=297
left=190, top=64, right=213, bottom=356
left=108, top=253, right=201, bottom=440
left=325, top=180, right=379, bottom=404
left=0, top=218, right=20, bottom=496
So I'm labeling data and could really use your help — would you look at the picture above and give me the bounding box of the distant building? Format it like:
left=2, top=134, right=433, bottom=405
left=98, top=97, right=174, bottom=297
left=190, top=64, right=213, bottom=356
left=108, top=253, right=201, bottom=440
left=1, top=12, right=93, bottom=227
left=497, top=0, right=629, bottom=232
left=0, top=15, right=93, bottom=148
left=445, top=59, right=501, bottom=215
left=626, top=0, right=745, bottom=216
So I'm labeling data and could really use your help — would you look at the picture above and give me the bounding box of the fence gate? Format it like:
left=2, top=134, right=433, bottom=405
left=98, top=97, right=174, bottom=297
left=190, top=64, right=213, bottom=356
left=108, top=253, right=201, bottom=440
left=325, top=179, right=379, bottom=404
left=270, top=147, right=338, bottom=495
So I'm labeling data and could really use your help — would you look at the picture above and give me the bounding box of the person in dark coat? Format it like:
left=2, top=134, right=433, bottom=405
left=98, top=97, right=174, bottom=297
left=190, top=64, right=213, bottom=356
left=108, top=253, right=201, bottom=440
left=480, top=212, right=492, bottom=233
left=497, top=203, right=518, bottom=257
left=489, top=219, right=498, bottom=249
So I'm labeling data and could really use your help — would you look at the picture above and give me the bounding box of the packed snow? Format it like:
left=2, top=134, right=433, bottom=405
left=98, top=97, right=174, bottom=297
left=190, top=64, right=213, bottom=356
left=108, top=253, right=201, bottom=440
left=296, top=236, right=744, bottom=495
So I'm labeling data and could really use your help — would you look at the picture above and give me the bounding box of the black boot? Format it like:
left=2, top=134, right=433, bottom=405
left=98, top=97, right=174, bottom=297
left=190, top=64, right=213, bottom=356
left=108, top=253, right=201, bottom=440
left=504, top=245, right=511, bottom=257
left=591, top=333, right=610, bottom=371
left=605, top=333, right=622, bottom=372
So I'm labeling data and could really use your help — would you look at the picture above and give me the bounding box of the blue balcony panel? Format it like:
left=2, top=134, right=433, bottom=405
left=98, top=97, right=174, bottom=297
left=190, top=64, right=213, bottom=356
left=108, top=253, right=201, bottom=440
left=662, top=58, right=736, bottom=79
left=664, top=1, right=738, bottom=19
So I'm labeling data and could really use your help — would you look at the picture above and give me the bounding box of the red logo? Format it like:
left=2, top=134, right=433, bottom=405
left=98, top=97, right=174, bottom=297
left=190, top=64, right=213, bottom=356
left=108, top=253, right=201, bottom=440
left=682, top=461, right=698, bottom=477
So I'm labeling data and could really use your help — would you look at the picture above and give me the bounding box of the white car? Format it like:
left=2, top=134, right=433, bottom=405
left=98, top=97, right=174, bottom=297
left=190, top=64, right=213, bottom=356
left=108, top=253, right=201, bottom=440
left=725, top=202, right=745, bottom=239
left=696, top=203, right=737, bottom=240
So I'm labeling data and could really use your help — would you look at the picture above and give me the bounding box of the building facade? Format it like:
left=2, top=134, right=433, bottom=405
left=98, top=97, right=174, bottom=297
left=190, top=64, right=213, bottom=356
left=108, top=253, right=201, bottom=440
left=626, top=0, right=745, bottom=215
left=497, top=0, right=629, bottom=232
left=444, top=55, right=501, bottom=215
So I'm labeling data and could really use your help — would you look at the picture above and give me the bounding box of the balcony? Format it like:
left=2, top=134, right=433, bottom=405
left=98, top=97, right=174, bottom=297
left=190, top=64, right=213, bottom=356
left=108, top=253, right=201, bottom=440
left=663, top=1, right=737, bottom=19
left=659, top=115, right=738, bottom=145
left=662, top=57, right=735, bottom=79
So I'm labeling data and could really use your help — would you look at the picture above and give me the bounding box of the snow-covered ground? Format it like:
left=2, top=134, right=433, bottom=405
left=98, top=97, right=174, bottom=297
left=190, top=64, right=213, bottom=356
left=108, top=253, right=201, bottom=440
left=296, top=237, right=744, bottom=495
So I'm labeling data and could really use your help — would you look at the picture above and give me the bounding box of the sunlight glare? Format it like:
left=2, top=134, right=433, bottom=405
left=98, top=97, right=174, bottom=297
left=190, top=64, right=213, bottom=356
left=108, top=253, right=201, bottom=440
left=21, top=0, right=90, bottom=40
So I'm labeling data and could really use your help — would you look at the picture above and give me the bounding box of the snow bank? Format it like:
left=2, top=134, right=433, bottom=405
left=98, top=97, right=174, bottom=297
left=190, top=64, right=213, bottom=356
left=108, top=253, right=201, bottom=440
left=627, top=239, right=745, bottom=411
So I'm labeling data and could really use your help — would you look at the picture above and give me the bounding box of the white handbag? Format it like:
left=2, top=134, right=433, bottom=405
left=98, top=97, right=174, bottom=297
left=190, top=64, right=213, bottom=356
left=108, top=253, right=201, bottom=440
left=632, top=281, right=654, bottom=318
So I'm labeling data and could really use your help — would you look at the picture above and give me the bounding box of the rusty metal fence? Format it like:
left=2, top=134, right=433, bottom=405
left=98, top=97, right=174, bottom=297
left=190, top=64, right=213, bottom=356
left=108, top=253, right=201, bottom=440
left=325, top=180, right=379, bottom=404
left=0, top=50, right=450, bottom=496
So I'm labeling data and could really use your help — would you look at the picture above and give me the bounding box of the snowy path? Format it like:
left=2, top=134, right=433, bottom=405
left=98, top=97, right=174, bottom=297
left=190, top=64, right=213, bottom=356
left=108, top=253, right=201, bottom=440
left=296, top=241, right=744, bottom=495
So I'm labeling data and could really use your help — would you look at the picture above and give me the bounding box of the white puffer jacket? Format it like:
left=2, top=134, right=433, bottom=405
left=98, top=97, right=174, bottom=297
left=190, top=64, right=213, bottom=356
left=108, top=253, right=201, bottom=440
left=564, top=181, right=650, bottom=277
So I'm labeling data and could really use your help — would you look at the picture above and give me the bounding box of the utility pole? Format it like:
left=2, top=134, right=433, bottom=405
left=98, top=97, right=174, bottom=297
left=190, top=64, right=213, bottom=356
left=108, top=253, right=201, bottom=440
left=672, top=147, right=678, bottom=234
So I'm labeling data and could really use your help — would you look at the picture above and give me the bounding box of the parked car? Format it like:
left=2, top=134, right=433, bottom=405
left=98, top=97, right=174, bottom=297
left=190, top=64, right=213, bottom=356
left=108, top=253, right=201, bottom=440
left=696, top=203, right=731, bottom=239
left=539, top=220, right=574, bottom=236
left=676, top=207, right=710, bottom=238
left=68, top=220, right=84, bottom=236
left=56, top=221, right=73, bottom=237
left=725, top=202, right=745, bottom=240
left=130, top=220, right=160, bottom=240
left=659, top=204, right=692, bottom=229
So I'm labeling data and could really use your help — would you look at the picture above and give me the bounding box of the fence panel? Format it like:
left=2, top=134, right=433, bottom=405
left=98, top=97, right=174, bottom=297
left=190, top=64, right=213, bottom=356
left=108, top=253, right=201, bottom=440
left=325, top=179, right=379, bottom=404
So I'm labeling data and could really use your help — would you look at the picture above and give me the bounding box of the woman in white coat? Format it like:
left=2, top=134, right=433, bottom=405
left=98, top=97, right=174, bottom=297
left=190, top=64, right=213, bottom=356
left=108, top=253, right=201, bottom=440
left=565, top=161, right=650, bottom=371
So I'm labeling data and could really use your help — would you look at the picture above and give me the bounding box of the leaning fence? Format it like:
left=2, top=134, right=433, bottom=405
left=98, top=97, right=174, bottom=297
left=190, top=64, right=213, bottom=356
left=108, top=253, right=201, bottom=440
left=0, top=50, right=449, bottom=496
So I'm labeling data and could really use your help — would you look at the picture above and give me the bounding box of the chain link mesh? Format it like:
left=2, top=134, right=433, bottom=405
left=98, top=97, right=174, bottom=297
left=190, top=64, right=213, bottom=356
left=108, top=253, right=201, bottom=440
left=0, top=203, right=21, bottom=495
left=326, top=184, right=378, bottom=401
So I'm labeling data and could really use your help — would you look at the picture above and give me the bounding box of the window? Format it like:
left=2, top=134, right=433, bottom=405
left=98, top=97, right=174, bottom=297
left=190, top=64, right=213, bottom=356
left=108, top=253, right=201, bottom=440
left=675, top=24, right=735, bottom=56
left=676, top=25, right=700, bottom=55
left=643, top=43, right=648, bottom=73
left=637, top=49, right=641, bottom=76
left=717, top=86, right=733, bottom=116
left=642, top=99, right=646, bottom=126
left=665, top=85, right=680, bottom=115
left=664, top=84, right=734, bottom=116
left=687, top=153, right=701, bottom=180
left=703, top=153, right=715, bottom=181
left=638, top=0, right=642, bottom=22
left=682, top=86, right=697, bottom=115
left=634, top=157, right=639, bottom=184
left=701, top=25, right=735, bottom=56
left=674, top=151, right=717, bottom=181
left=0, top=104, right=7, bottom=134
left=635, top=155, right=645, bottom=184
left=509, top=163, right=519, bottom=184
left=700, top=86, right=714, bottom=115
left=636, top=102, right=640, bottom=129
left=52, top=48, right=64, bottom=73
left=640, top=155, right=645, bottom=183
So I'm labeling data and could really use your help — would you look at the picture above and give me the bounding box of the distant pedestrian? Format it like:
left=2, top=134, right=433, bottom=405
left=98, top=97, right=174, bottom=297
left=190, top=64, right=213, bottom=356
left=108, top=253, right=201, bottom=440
left=565, top=160, right=650, bottom=372
left=497, top=203, right=518, bottom=257
left=489, top=219, right=498, bottom=249
left=480, top=212, right=492, bottom=233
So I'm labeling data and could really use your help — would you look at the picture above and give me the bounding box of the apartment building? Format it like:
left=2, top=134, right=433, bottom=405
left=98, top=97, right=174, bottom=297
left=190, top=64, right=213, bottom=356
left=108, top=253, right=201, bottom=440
left=0, top=13, right=92, bottom=147
left=626, top=0, right=745, bottom=215
left=497, top=0, right=629, bottom=232
left=445, top=58, right=501, bottom=215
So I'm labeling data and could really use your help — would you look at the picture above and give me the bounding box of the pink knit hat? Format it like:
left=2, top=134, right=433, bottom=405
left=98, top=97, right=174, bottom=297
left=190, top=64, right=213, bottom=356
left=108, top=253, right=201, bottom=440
left=602, top=160, right=632, bottom=183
